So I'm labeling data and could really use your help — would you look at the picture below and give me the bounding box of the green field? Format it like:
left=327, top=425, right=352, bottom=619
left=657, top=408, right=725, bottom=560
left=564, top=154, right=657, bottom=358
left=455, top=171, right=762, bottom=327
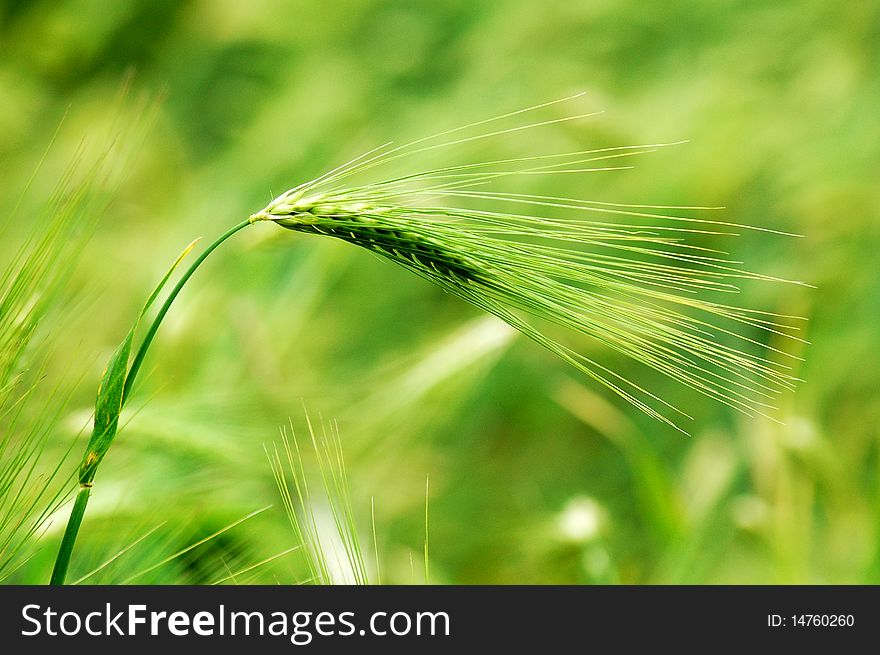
left=1, top=0, right=878, bottom=584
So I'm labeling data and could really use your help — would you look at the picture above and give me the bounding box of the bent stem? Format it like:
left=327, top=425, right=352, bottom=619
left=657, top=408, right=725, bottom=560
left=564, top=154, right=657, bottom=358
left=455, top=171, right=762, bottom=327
left=122, top=219, right=252, bottom=404
left=49, top=219, right=252, bottom=585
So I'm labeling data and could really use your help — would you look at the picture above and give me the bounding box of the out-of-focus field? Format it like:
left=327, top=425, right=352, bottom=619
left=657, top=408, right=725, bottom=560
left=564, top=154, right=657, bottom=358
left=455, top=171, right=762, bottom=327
left=1, top=0, right=878, bottom=584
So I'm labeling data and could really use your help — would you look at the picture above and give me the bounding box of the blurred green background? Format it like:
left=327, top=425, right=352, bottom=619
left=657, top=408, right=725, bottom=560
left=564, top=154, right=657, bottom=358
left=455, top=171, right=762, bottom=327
left=1, top=0, right=878, bottom=584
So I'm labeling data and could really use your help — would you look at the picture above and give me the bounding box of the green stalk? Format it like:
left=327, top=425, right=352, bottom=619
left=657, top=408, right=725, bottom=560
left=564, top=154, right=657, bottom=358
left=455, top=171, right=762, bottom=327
left=49, top=219, right=251, bottom=585
left=122, top=219, right=251, bottom=404
left=48, top=486, right=90, bottom=585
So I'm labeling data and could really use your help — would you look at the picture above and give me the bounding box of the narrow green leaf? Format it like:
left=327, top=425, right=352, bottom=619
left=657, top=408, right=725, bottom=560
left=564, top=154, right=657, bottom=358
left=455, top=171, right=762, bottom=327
left=140, top=238, right=202, bottom=316
left=78, top=238, right=201, bottom=485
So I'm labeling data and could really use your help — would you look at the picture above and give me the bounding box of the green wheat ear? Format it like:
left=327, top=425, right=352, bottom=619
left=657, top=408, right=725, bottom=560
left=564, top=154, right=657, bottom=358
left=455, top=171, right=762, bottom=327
left=251, top=94, right=807, bottom=432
